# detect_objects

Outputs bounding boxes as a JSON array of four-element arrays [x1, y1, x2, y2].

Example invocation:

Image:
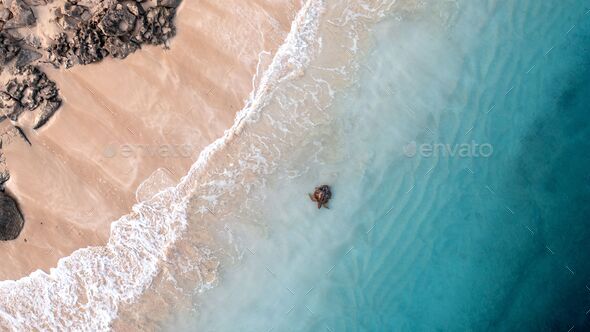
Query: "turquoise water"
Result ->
[[165, 1, 590, 331]]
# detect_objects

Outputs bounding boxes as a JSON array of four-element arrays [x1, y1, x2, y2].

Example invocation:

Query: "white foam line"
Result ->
[[0, 0, 326, 330]]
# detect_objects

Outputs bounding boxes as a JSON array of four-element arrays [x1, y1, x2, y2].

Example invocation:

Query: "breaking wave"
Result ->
[[0, 0, 412, 328], [0, 0, 325, 330]]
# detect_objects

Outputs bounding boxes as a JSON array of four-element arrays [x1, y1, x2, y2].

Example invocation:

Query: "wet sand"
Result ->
[[0, 0, 300, 280]]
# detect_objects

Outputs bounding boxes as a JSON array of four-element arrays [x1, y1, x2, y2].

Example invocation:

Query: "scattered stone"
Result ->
[[0, 191, 24, 241]]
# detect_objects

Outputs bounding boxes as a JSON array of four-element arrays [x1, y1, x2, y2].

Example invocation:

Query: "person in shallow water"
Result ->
[[309, 185, 332, 209]]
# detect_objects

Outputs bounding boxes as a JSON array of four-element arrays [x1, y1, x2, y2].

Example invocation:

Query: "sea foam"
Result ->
[[0, 0, 325, 330]]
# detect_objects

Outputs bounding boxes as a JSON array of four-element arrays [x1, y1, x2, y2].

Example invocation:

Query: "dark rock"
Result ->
[[140, 6, 176, 44], [0, 171, 9, 188], [63, 1, 89, 19], [0, 32, 20, 65], [0, 91, 21, 120], [15, 47, 41, 68], [158, 0, 180, 8], [20, 85, 38, 110], [0, 191, 24, 241], [37, 80, 57, 99], [19, 65, 42, 84], [0, 8, 13, 31], [0, 0, 182, 131], [0, 66, 61, 126], [3, 0, 36, 29], [15, 125, 30, 145], [104, 35, 138, 59], [47, 32, 74, 68], [33, 98, 60, 129], [5, 78, 23, 99], [47, 3, 180, 68], [56, 14, 80, 30], [0, 8, 13, 22], [71, 21, 108, 65], [124, 1, 144, 17], [99, 3, 137, 37], [55, 1, 90, 30]]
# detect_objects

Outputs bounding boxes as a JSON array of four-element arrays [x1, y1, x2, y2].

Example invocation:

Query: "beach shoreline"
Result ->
[[0, 0, 429, 330], [0, 0, 300, 280]]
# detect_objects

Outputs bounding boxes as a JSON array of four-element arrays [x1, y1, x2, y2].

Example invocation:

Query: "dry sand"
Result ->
[[0, 0, 301, 280]]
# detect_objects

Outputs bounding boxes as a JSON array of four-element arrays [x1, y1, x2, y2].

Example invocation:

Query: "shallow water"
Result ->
[[1, 0, 586, 330], [163, 0, 590, 331]]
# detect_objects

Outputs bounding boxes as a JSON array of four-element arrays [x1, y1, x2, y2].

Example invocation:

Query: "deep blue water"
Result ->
[[167, 1, 590, 331], [313, 1, 590, 330]]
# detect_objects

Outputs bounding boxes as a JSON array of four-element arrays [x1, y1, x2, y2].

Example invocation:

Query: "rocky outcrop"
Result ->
[[0, 1, 183, 242], [48, 0, 181, 67], [0, 31, 20, 65], [0, 0, 186, 244], [138, 5, 177, 44], [33, 98, 61, 129], [0, 65, 61, 127], [0, 191, 24, 241], [0, 0, 59, 128], [0, 0, 182, 130], [2, 0, 36, 29], [0, 91, 21, 121], [55, 0, 90, 30]]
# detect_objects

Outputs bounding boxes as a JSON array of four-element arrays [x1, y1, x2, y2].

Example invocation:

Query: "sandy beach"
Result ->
[[0, 0, 300, 280]]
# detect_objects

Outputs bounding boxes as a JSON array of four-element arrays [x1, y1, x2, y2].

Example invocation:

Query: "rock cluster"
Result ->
[[0, 0, 182, 241], [0, 31, 20, 64], [0, 0, 182, 131], [0, 65, 61, 129], [0, 190, 24, 241], [0, 0, 57, 130], [48, 0, 180, 67], [0, 31, 41, 68]]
